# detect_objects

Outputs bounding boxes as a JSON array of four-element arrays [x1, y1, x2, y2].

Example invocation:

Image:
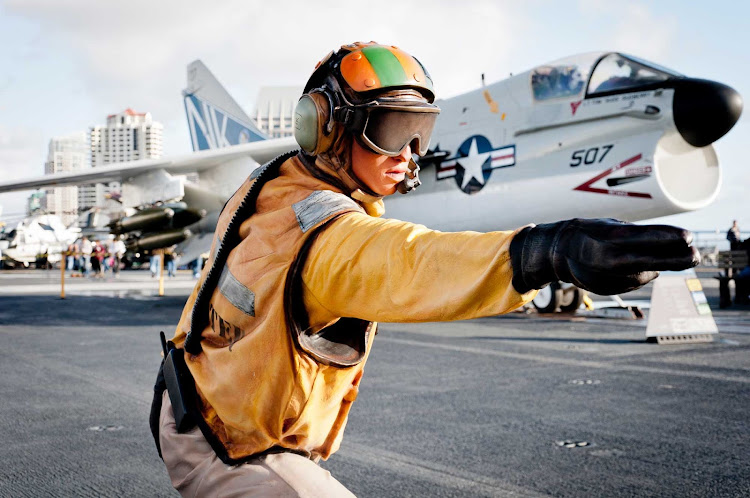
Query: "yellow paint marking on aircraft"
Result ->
[[482, 89, 500, 115]]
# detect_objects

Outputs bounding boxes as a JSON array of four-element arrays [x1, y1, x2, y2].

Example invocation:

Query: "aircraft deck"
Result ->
[[0, 268, 747, 497]]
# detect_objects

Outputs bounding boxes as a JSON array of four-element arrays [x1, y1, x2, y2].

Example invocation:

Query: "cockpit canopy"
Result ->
[[530, 52, 682, 102], [587, 53, 682, 96]]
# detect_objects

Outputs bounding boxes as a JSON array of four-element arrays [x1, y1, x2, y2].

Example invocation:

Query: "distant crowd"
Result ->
[[65, 236, 204, 279], [65, 236, 126, 277]]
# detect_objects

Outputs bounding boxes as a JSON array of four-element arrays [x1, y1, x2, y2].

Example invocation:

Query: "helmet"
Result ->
[[294, 42, 440, 197]]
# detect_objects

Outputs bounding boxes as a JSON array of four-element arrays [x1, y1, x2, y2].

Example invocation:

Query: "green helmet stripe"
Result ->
[[361, 46, 408, 87]]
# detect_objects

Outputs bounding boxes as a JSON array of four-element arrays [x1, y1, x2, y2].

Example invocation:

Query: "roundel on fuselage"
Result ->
[[436, 135, 516, 195]]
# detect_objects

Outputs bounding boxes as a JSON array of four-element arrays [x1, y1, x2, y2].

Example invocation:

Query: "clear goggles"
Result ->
[[336, 102, 440, 157]]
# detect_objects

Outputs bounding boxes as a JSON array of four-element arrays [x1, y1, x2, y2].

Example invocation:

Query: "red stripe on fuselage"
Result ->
[[574, 154, 652, 199]]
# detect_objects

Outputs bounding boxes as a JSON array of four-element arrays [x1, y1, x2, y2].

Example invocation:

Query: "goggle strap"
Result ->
[[333, 106, 354, 126], [334, 106, 370, 135]]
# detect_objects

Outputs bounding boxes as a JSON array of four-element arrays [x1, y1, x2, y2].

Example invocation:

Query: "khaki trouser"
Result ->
[[159, 392, 356, 497]]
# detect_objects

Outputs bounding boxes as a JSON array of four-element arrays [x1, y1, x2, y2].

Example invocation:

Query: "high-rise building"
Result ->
[[90, 108, 163, 166], [79, 108, 163, 212], [253, 86, 302, 138], [43, 132, 86, 226]]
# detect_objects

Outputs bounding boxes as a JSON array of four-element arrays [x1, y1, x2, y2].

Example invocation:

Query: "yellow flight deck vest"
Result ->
[[171, 153, 374, 462], [169, 151, 537, 463]]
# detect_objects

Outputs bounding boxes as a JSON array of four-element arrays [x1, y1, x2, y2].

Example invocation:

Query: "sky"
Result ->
[[0, 0, 747, 236]]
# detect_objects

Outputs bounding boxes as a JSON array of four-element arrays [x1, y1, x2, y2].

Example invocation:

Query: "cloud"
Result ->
[[0, 125, 45, 180], [577, 1, 678, 60], [4, 0, 528, 111], [0, 125, 46, 219], [610, 5, 678, 60], [2, 0, 534, 180], [5, 0, 250, 78]]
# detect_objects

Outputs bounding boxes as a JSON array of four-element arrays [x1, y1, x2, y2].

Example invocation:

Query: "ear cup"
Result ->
[[293, 95, 319, 153], [293, 91, 334, 155]]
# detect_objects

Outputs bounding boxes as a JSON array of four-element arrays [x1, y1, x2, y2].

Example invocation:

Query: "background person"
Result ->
[[164, 248, 176, 277], [112, 236, 126, 276], [91, 240, 104, 277], [727, 219, 741, 250], [80, 236, 92, 277], [66, 241, 78, 275], [149, 252, 161, 278], [190, 256, 203, 279]]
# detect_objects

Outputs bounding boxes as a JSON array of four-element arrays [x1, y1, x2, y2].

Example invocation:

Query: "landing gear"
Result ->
[[532, 283, 585, 313], [559, 286, 585, 313]]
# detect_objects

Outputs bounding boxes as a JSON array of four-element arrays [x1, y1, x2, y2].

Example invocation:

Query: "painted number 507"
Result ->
[[570, 144, 613, 167]]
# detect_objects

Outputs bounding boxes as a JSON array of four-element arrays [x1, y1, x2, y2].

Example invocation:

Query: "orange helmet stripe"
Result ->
[[340, 50, 382, 92], [389, 47, 428, 87]]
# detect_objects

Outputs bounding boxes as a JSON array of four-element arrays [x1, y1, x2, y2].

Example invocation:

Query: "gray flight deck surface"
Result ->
[[0, 269, 748, 497]]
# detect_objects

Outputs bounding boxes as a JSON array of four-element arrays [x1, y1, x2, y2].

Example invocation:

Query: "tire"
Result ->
[[559, 287, 585, 313], [533, 282, 563, 313]]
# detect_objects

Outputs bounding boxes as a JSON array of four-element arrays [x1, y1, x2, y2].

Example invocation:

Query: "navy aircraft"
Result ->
[[0, 214, 78, 268], [0, 53, 741, 311]]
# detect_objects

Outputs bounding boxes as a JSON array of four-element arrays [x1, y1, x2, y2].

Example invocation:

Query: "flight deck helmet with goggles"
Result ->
[[294, 42, 440, 160]]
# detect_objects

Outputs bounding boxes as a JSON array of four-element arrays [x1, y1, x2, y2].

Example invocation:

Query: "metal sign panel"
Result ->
[[646, 269, 718, 344]]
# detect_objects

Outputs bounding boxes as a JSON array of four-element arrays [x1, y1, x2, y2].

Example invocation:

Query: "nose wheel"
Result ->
[[532, 282, 563, 313], [559, 286, 585, 312], [532, 283, 585, 313]]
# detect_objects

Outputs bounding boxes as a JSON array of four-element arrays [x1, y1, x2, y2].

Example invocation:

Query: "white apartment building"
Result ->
[[253, 86, 302, 138], [79, 108, 163, 212], [43, 132, 86, 226]]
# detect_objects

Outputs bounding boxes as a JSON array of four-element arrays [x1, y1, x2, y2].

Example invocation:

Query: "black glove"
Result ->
[[509, 218, 700, 295]]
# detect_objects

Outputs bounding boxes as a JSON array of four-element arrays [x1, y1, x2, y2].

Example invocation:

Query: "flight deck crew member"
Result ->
[[727, 220, 741, 250], [151, 42, 700, 497]]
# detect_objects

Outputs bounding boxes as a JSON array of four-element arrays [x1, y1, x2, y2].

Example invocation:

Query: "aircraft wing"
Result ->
[[0, 136, 298, 193]]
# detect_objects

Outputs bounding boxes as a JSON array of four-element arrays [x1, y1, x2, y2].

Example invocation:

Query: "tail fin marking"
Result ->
[[183, 60, 267, 151]]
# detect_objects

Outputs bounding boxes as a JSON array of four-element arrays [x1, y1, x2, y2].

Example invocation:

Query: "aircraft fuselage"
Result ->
[[385, 52, 741, 232]]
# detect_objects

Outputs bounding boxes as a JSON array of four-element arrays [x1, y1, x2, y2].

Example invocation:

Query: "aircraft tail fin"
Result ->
[[182, 60, 267, 151]]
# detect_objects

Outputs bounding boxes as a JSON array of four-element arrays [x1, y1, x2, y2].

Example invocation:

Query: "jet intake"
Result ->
[[672, 78, 742, 147], [653, 132, 721, 213]]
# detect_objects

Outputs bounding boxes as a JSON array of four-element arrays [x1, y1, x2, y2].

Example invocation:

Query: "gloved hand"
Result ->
[[509, 218, 700, 295]]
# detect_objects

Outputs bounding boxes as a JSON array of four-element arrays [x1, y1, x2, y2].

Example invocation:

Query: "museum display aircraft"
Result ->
[[0, 214, 78, 268], [0, 53, 741, 310]]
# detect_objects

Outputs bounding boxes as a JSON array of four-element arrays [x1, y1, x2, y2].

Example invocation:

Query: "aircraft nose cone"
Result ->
[[673, 78, 743, 147]]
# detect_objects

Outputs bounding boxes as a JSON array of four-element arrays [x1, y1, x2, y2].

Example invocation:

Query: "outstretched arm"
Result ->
[[509, 218, 700, 295], [302, 213, 537, 328]]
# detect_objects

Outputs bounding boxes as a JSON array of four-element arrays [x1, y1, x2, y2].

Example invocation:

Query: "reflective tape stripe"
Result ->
[[341, 50, 381, 92], [292, 190, 361, 233], [218, 266, 255, 316], [249, 165, 264, 180]]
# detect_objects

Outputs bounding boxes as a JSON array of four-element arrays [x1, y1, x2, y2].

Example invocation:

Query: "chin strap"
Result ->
[[396, 158, 421, 194], [350, 188, 383, 204], [336, 166, 383, 203]]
